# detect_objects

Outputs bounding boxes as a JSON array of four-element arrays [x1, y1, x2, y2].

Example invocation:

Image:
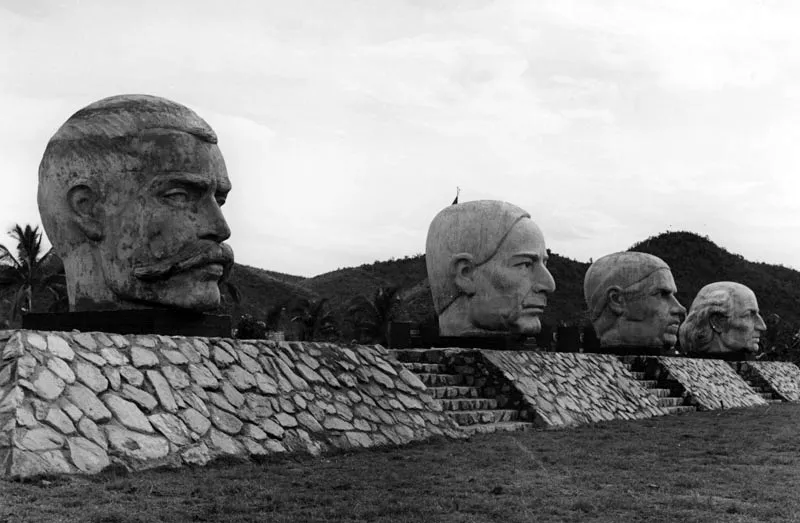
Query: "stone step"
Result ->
[[440, 398, 499, 411], [418, 373, 463, 387], [427, 386, 481, 399], [665, 405, 696, 415], [462, 421, 535, 435], [447, 409, 520, 426], [657, 397, 685, 408], [650, 388, 673, 398], [758, 392, 776, 400], [391, 349, 425, 363], [403, 362, 448, 373], [767, 399, 784, 404], [629, 371, 646, 380], [638, 380, 658, 389]]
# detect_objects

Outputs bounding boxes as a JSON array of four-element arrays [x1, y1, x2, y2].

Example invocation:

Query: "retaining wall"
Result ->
[[480, 351, 668, 427], [735, 361, 800, 402], [0, 330, 462, 479], [397, 349, 668, 428], [655, 357, 766, 410]]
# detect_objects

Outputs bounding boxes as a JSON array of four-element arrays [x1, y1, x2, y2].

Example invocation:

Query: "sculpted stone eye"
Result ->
[[163, 189, 190, 203]]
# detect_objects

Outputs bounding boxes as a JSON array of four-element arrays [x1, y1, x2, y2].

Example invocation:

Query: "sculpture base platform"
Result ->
[[21, 309, 232, 337], [584, 345, 667, 356], [431, 335, 532, 351]]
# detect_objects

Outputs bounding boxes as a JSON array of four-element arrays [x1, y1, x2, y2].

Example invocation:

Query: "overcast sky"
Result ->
[[1, 0, 798, 277]]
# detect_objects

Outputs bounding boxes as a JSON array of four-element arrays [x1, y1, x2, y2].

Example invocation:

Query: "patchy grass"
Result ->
[[4, 404, 800, 522]]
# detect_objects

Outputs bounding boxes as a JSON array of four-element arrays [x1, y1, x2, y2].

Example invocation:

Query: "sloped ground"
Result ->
[[2, 404, 800, 522]]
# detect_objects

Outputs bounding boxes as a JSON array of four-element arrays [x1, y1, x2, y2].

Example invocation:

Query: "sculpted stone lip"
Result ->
[[522, 304, 546, 313], [133, 244, 234, 282]]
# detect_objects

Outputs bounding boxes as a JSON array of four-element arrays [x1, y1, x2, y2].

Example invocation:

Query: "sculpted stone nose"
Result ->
[[533, 265, 556, 294], [199, 201, 231, 243]]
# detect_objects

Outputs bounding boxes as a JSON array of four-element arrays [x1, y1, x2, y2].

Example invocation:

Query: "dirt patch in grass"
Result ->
[[3, 404, 800, 522]]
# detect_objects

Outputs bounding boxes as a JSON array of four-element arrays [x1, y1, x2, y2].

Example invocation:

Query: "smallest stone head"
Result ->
[[425, 200, 556, 337], [679, 282, 766, 356], [584, 252, 686, 349]]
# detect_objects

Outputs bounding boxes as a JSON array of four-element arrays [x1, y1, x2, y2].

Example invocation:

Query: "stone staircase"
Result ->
[[620, 357, 697, 415], [740, 374, 783, 404], [395, 355, 535, 435]]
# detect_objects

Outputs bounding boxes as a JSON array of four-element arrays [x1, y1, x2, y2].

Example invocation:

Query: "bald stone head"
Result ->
[[584, 252, 686, 349], [38, 94, 233, 312], [425, 200, 556, 337], [679, 282, 766, 355]]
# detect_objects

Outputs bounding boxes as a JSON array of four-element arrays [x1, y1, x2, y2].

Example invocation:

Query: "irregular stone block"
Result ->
[[16, 427, 65, 451], [208, 405, 243, 435], [32, 368, 66, 401], [120, 384, 158, 412], [46, 335, 74, 361], [131, 347, 159, 368], [179, 408, 211, 437], [68, 436, 109, 474], [103, 393, 154, 433], [146, 370, 178, 413], [66, 383, 112, 422], [74, 360, 108, 393], [105, 425, 169, 462], [149, 413, 191, 445], [47, 357, 75, 384]]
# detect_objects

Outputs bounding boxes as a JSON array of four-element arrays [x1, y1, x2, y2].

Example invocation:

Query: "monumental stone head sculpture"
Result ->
[[38, 94, 233, 312], [426, 200, 556, 337], [679, 282, 766, 355], [584, 252, 685, 349]]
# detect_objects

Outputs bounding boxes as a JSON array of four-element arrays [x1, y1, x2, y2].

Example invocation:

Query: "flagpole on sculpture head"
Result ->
[[451, 186, 461, 205]]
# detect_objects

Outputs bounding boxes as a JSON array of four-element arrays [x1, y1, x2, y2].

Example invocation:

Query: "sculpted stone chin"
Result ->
[[37, 94, 234, 312], [425, 200, 556, 338], [679, 281, 766, 356], [584, 252, 686, 350]]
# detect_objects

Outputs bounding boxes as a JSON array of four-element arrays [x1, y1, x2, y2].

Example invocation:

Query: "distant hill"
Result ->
[[20, 232, 800, 356], [630, 231, 800, 325]]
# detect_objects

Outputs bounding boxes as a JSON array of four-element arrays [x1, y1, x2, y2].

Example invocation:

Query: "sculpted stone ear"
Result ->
[[67, 185, 104, 242], [709, 313, 726, 334], [450, 253, 476, 296], [606, 287, 625, 315]]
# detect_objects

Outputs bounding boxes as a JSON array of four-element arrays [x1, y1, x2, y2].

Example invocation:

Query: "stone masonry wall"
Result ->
[[735, 361, 800, 402], [0, 330, 462, 479], [482, 352, 668, 427], [656, 357, 767, 410]]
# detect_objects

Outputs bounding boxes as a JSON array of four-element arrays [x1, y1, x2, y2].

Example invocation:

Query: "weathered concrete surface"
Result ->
[[679, 282, 766, 357], [425, 200, 555, 337], [38, 94, 234, 312], [584, 252, 685, 350]]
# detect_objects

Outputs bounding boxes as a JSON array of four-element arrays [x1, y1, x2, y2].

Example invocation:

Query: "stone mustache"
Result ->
[[584, 252, 686, 350], [679, 281, 766, 356], [425, 200, 556, 337], [37, 94, 233, 312]]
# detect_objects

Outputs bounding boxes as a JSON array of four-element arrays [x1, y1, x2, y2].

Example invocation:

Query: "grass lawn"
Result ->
[[3, 404, 800, 522]]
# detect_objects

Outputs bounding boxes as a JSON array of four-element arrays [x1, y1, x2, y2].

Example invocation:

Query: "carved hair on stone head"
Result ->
[[37, 94, 217, 255], [679, 282, 738, 353], [425, 200, 530, 315], [583, 252, 670, 336]]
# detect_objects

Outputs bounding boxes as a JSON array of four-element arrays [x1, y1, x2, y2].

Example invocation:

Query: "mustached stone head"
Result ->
[[679, 281, 766, 356], [426, 200, 556, 337], [584, 252, 686, 349], [38, 94, 233, 312]]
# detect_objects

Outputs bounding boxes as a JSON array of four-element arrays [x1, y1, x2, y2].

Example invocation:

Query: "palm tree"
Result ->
[[290, 297, 337, 341], [0, 224, 65, 324], [345, 286, 399, 344]]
